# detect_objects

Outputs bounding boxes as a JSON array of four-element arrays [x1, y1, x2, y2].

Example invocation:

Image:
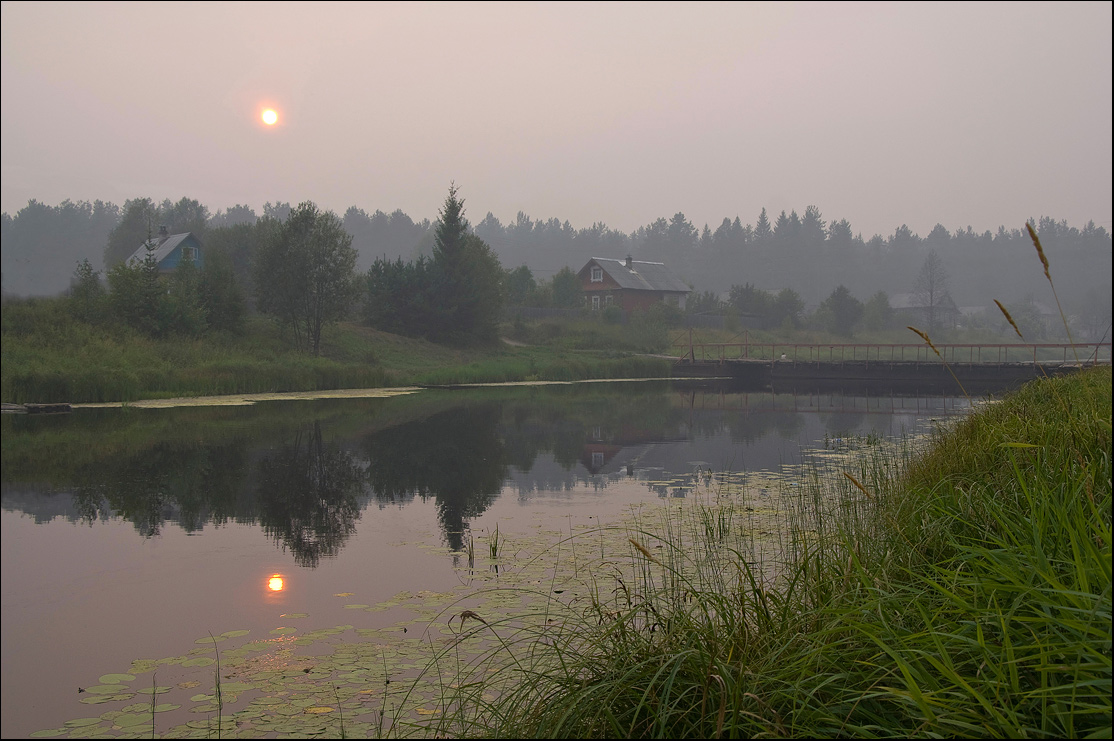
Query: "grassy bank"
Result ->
[[1, 298, 670, 403], [448, 366, 1111, 738]]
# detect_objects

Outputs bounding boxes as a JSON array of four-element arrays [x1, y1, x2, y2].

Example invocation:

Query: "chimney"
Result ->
[[158, 225, 169, 243], [625, 255, 633, 269]]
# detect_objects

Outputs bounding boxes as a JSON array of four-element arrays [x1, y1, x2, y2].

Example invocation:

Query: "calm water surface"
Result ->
[[1, 380, 972, 737]]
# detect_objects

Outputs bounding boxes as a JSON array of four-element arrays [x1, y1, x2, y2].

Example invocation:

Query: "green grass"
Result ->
[[0, 299, 671, 403], [434, 366, 1111, 738]]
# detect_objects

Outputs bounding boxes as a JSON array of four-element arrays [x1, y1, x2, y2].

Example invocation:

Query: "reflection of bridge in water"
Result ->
[[672, 338, 1110, 392], [674, 386, 974, 417]]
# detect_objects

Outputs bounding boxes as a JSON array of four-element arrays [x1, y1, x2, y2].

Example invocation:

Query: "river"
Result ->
[[1, 379, 973, 738]]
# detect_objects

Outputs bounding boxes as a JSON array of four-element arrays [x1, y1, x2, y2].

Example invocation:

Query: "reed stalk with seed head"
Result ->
[[1027, 221, 1080, 364], [907, 325, 970, 400]]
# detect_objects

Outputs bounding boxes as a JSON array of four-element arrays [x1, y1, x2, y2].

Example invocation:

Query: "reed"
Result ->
[[906, 324, 970, 400], [444, 367, 1110, 738]]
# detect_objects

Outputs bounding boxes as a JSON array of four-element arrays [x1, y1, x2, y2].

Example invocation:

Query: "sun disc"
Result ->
[[262, 109, 278, 126]]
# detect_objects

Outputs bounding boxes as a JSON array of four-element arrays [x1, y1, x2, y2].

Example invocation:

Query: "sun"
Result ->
[[261, 109, 278, 126]]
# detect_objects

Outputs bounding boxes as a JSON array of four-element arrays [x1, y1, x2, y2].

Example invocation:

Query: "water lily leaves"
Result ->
[[127, 659, 158, 675], [176, 680, 201, 689], [135, 685, 171, 694], [28, 730, 67, 738], [195, 634, 227, 644], [97, 673, 135, 684], [112, 712, 150, 727], [63, 717, 104, 728], [270, 626, 297, 635], [343, 603, 370, 609], [153, 703, 181, 713], [83, 684, 132, 695], [304, 706, 335, 713], [280, 612, 309, 618], [184, 718, 236, 730], [219, 681, 255, 693], [80, 693, 130, 704], [334, 592, 355, 597], [181, 657, 215, 668], [220, 629, 250, 638]]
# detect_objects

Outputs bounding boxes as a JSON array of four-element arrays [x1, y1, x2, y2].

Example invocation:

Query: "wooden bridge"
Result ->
[[671, 334, 1111, 391]]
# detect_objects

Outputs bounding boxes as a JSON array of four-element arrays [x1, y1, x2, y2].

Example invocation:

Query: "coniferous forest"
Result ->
[[2, 196, 1110, 342]]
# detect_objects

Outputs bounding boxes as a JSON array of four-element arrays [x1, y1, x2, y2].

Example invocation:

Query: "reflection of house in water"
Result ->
[[579, 423, 688, 476]]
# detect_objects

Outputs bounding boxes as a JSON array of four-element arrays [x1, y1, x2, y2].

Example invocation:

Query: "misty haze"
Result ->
[[2, 3, 1111, 739]]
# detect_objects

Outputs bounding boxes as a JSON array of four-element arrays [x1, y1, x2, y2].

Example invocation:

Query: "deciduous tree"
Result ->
[[912, 250, 955, 333], [255, 202, 358, 355], [817, 284, 863, 336]]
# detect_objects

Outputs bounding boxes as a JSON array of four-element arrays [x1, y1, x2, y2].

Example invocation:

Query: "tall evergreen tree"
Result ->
[[430, 184, 504, 345]]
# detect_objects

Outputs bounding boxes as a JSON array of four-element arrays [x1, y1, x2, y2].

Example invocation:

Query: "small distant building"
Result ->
[[127, 225, 203, 272], [578, 256, 690, 318], [890, 292, 960, 330]]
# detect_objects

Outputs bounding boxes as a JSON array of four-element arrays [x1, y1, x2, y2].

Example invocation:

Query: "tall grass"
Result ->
[[1, 298, 672, 402], [441, 367, 1109, 738], [433, 222, 1111, 738]]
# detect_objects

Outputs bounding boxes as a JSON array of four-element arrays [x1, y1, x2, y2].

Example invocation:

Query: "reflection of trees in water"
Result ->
[[363, 405, 506, 551], [70, 442, 250, 537], [256, 422, 365, 568]]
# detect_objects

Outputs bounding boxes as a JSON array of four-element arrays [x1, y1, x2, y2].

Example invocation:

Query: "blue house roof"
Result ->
[[127, 232, 203, 271]]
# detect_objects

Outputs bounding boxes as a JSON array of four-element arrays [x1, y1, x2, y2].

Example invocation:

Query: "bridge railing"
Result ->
[[672, 338, 1112, 365]]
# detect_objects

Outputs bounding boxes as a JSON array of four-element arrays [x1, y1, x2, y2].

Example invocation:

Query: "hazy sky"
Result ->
[[2, 1, 1111, 239]]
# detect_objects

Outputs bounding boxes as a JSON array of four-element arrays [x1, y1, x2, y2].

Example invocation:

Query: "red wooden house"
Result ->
[[577, 256, 690, 319]]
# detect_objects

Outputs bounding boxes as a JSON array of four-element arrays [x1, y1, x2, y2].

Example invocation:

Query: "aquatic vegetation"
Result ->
[[451, 367, 1112, 738], [29, 460, 832, 738]]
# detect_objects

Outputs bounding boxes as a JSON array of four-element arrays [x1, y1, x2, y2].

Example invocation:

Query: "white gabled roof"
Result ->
[[127, 232, 196, 266]]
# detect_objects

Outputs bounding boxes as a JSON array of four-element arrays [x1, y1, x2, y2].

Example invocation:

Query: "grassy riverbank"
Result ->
[[1, 298, 670, 403], [452, 366, 1111, 738]]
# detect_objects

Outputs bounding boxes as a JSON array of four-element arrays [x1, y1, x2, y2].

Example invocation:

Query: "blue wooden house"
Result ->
[[127, 226, 204, 272]]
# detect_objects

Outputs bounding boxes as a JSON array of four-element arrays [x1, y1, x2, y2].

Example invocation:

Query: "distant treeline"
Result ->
[[2, 196, 1110, 315]]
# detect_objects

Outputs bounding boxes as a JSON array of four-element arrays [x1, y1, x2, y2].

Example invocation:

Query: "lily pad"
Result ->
[[113, 712, 150, 727], [84, 684, 133, 695], [135, 685, 172, 694], [29, 730, 67, 738], [63, 718, 104, 728], [97, 673, 136, 684], [181, 657, 215, 668], [280, 612, 309, 618], [219, 681, 255, 693], [304, 706, 335, 714], [220, 629, 250, 638], [270, 626, 297, 635], [127, 659, 158, 674], [195, 635, 227, 644], [80, 694, 131, 704]]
